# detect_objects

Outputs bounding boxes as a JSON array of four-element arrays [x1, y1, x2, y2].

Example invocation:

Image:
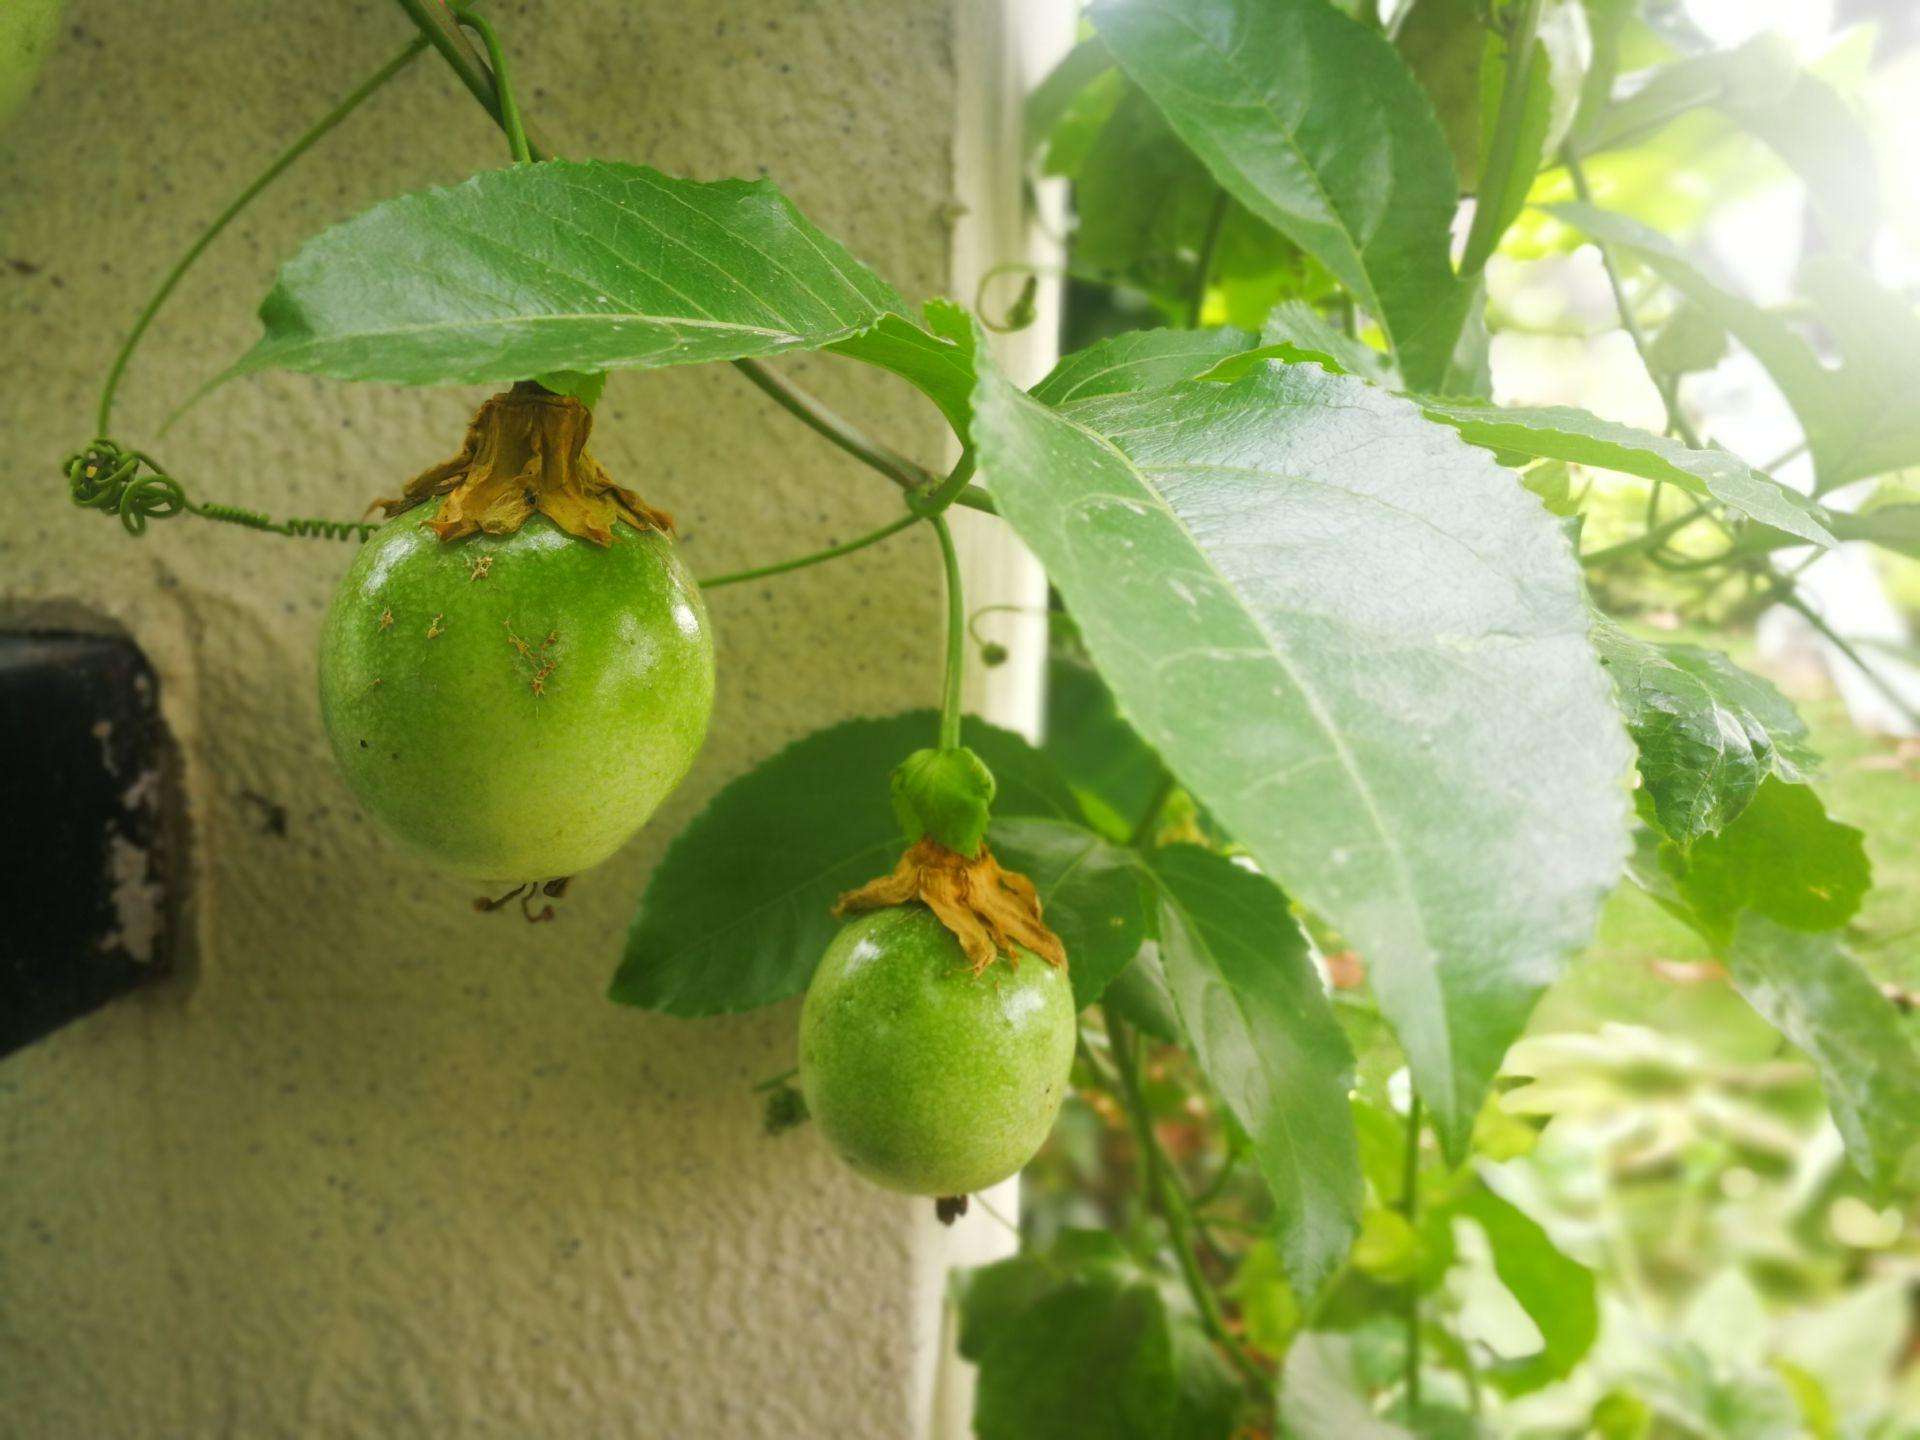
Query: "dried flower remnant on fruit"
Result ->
[[378, 608, 393, 631], [935, 1195, 969, 1225], [382, 382, 674, 547], [504, 621, 558, 696], [834, 838, 1066, 976]]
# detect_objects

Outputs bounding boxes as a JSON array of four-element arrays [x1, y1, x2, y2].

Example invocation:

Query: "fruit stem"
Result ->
[[1102, 1005, 1268, 1392], [699, 509, 922, 590], [932, 514, 966, 751], [94, 33, 428, 435], [448, 7, 531, 164]]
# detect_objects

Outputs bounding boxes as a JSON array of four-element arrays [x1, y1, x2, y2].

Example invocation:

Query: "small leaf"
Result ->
[[956, 1234, 1241, 1440], [1091, 0, 1477, 391], [1724, 918, 1920, 1197], [1659, 777, 1869, 946], [1281, 1333, 1414, 1440], [891, 746, 995, 855], [1593, 622, 1817, 845], [1395, 0, 1487, 188], [1149, 845, 1362, 1298], [1456, 1177, 1599, 1394], [974, 340, 1633, 1158], [828, 301, 978, 438], [989, 815, 1152, 1009], [1417, 397, 1836, 547], [234, 160, 907, 388], [610, 712, 1079, 1016]]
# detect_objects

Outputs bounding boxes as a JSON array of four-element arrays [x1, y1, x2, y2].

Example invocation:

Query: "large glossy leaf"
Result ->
[[990, 815, 1152, 1010], [1416, 398, 1836, 546], [1090, 0, 1477, 392], [1149, 844, 1362, 1298], [609, 713, 1082, 1016], [973, 346, 1633, 1156], [1546, 204, 1920, 492], [956, 1232, 1240, 1440], [1725, 918, 1920, 1197], [1457, 1178, 1598, 1395], [1593, 623, 1816, 846], [232, 160, 912, 387]]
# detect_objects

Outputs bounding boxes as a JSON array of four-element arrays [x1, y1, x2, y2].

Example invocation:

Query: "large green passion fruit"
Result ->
[[799, 905, 1077, 1197], [318, 387, 713, 881]]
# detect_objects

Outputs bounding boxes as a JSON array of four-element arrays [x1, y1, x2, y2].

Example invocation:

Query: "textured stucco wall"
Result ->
[[0, 2, 1060, 1434]]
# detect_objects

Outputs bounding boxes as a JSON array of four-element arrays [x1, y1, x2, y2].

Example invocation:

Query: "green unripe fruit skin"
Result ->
[[318, 500, 713, 880], [799, 906, 1077, 1196]]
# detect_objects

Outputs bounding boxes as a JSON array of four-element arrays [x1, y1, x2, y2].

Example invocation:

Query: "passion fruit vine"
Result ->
[[318, 385, 713, 882]]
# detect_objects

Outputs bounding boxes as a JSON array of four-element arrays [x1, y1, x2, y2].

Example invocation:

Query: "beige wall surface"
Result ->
[[0, 2, 1058, 1434]]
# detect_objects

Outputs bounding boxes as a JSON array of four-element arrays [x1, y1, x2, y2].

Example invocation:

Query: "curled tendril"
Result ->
[[63, 437, 378, 542], [64, 440, 187, 535]]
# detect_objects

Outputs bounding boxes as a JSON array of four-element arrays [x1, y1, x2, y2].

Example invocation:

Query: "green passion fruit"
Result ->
[[320, 499, 711, 880], [799, 905, 1077, 1196]]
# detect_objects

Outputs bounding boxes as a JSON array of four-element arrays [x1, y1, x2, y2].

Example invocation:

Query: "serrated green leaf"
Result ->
[[827, 301, 977, 438], [1416, 397, 1836, 546], [1256, 301, 1400, 386], [609, 713, 1080, 1016], [972, 342, 1633, 1158], [232, 160, 908, 388], [1091, 0, 1477, 391], [1594, 623, 1815, 845], [989, 815, 1151, 1009], [1457, 1178, 1598, 1394], [1653, 776, 1869, 946], [956, 1233, 1241, 1440], [1148, 845, 1362, 1299], [1725, 918, 1920, 1197]]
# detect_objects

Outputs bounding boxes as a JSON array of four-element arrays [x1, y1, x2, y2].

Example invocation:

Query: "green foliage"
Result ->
[[955, 1232, 1242, 1440], [1091, 0, 1483, 392], [890, 745, 996, 856], [1454, 1179, 1598, 1394], [1594, 623, 1817, 845], [1147, 844, 1362, 1298], [990, 816, 1151, 1009], [974, 345, 1633, 1158]]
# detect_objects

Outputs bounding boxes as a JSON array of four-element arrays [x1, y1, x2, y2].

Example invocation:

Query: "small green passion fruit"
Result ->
[[799, 905, 1077, 1197], [318, 386, 713, 881]]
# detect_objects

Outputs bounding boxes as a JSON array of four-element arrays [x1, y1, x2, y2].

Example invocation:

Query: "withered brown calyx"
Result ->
[[382, 382, 673, 547], [834, 838, 1067, 977]]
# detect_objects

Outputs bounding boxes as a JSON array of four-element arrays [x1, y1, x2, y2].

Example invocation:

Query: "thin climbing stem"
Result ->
[[449, 8, 530, 163], [699, 509, 921, 589], [1188, 189, 1229, 328], [1565, 152, 1703, 451], [732, 360, 938, 494], [1779, 590, 1920, 728], [96, 35, 428, 434], [933, 514, 967, 750], [1402, 1097, 1424, 1421], [1580, 500, 1713, 567], [1103, 1005, 1267, 1391]]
